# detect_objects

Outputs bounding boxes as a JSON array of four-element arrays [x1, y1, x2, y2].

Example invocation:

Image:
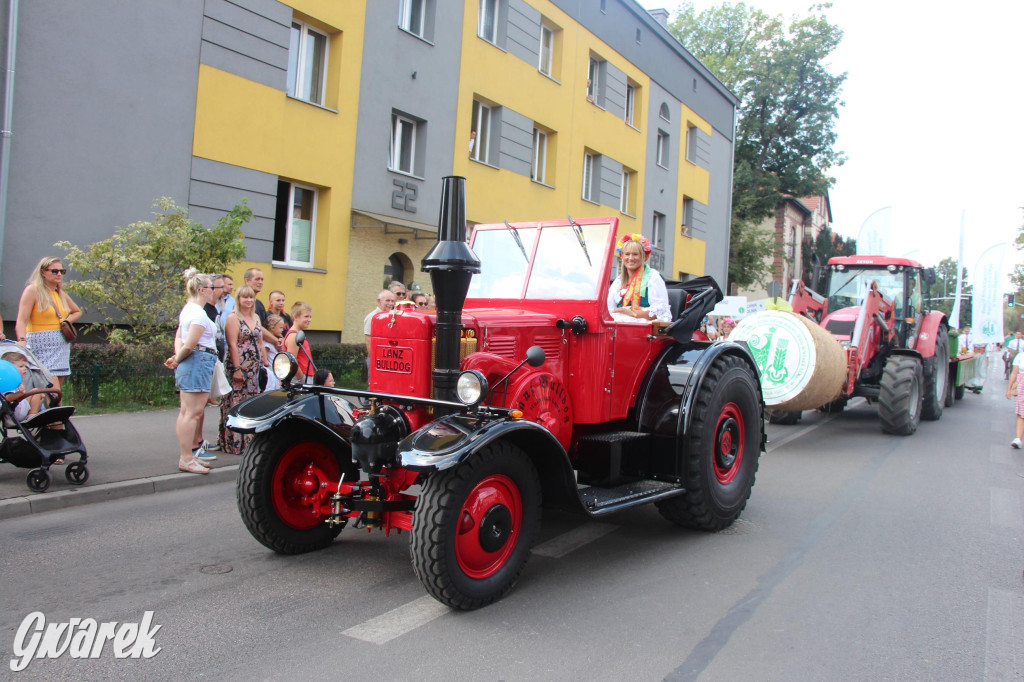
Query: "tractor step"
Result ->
[[578, 479, 683, 516], [576, 431, 651, 486]]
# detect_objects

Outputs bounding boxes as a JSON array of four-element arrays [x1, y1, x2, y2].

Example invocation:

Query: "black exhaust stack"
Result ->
[[422, 176, 480, 407]]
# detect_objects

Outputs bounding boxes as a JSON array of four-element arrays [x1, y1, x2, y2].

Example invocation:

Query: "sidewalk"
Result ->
[[0, 405, 237, 520]]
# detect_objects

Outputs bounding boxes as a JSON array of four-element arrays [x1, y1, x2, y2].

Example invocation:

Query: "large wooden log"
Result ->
[[728, 311, 847, 411]]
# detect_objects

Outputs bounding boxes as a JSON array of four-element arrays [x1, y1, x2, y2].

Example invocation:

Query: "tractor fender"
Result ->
[[226, 390, 356, 441], [913, 311, 948, 357], [634, 340, 763, 442], [399, 413, 581, 511]]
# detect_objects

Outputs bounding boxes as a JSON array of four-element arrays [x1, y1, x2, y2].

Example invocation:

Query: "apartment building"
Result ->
[[0, 0, 736, 342]]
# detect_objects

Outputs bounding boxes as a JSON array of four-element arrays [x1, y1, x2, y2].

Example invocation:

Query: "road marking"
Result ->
[[532, 522, 619, 558], [990, 488, 1023, 529], [342, 596, 449, 645], [985, 587, 1024, 679]]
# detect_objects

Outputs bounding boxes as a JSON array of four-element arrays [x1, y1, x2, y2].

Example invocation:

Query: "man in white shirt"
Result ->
[[1004, 331, 1024, 378]]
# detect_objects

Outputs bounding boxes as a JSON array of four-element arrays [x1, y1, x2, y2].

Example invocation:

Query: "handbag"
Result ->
[[211, 359, 231, 398], [59, 319, 77, 342]]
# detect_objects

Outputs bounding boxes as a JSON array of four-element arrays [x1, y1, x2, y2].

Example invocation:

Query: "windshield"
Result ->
[[467, 223, 609, 300], [828, 267, 905, 311]]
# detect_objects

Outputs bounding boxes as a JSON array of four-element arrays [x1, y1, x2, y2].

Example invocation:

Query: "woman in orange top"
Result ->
[[14, 257, 81, 388]]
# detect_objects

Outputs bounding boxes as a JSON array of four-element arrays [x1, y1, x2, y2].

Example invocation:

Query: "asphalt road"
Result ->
[[0, 380, 1021, 680]]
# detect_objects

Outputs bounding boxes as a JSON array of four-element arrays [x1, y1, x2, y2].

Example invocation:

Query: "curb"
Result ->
[[0, 465, 239, 521]]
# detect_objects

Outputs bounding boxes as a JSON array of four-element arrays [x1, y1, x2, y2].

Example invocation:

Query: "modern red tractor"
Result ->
[[228, 177, 764, 609], [788, 255, 948, 434]]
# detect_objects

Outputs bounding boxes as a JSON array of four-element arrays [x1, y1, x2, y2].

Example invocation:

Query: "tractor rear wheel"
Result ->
[[237, 430, 345, 554], [878, 355, 923, 435], [656, 354, 762, 531], [944, 366, 956, 408], [411, 441, 540, 610], [921, 325, 949, 421]]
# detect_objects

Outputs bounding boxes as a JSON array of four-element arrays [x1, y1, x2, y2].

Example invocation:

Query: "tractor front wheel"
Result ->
[[921, 325, 949, 421], [411, 441, 540, 610], [878, 355, 923, 435], [656, 354, 762, 531], [237, 430, 346, 554]]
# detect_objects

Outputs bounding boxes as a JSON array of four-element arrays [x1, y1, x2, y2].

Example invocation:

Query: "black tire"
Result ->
[[878, 355, 923, 436], [656, 354, 762, 531], [410, 441, 541, 610], [954, 384, 965, 400], [767, 409, 801, 425], [236, 430, 346, 555], [921, 325, 949, 421], [944, 366, 956, 408], [26, 468, 51, 493], [818, 396, 848, 414], [65, 461, 89, 485]]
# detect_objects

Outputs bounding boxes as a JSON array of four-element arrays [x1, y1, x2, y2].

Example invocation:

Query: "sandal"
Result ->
[[178, 458, 209, 474]]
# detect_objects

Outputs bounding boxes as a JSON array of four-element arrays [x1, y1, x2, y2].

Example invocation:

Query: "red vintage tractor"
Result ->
[[787, 255, 948, 434], [228, 177, 765, 609]]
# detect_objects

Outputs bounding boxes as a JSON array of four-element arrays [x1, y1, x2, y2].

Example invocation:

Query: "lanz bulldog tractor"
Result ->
[[784, 255, 950, 434], [228, 177, 765, 609]]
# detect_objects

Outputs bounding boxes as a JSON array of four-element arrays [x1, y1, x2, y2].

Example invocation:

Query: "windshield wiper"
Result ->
[[504, 220, 529, 263], [567, 216, 592, 266]]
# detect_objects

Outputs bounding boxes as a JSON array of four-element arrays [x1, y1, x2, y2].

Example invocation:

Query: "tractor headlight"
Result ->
[[273, 352, 298, 384], [456, 370, 488, 407]]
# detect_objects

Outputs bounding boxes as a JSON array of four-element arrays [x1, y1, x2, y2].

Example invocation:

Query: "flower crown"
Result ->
[[615, 233, 652, 258]]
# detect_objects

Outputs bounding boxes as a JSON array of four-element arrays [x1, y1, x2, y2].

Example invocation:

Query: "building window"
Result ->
[[620, 170, 636, 214], [656, 130, 670, 168], [287, 21, 328, 106], [274, 181, 316, 266], [582, 153, 595, 202], [399, 0, 425, 37], [531, 128, 548, 184], [471, 100, 492, 163], [539, 24, 554, 76], [652, 212, 666, 248], [478, 0, 499, 44], [390, 113, 417, 174], [683, 198, 694, 230], [686, 125, 698, 164], [659, 102, 671, 122], [635, 28, 642, 44], [586, 57, 602, 103]]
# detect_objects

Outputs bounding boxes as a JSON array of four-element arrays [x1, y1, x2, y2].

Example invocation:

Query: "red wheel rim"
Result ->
[[455, 474, 522, 579], [714, 402, 744, 485], [271, 441, 339, 529]]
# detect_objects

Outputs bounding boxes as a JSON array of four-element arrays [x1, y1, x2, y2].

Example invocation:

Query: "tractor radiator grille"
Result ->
[[535, 336, 562, 361], [484, 335, 516, 359]]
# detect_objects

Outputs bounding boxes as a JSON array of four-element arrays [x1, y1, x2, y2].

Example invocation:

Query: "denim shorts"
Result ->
[[175, 350, 217, 393]]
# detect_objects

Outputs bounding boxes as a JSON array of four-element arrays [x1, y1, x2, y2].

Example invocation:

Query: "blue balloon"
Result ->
[[0, 359, 23, 393]]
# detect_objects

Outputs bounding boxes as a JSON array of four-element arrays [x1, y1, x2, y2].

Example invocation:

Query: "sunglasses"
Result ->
[[416, 301, 428, 307], [46, 268, 67, 275], [395, 291, 406, 298]]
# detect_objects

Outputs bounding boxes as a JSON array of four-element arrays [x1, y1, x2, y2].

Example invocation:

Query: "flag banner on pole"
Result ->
[[950, 210, 966, 330], [970, 242, 1008, 346]]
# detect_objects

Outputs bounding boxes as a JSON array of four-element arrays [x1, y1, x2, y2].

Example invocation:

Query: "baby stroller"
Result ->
[[0, 341, 88, 493]]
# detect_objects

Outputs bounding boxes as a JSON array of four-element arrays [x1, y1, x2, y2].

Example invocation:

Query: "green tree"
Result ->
[[56, 197, 251, 344], [800, 225, 855, 286], [728, 219, 777, 290], [925, 257, 971, 323], [668, 2, 846, 289]]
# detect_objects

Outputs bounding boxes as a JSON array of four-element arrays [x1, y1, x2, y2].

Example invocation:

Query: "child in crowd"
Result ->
[[262, 314, 284, 392], [284, 302, 314, 382], [313, 368, 335, 387], [2, 351, 43, 422]]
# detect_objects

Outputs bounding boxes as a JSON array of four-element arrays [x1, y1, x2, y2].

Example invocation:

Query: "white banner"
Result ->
[[856, 206, 891, 256], [970, 242, 1008, 345], [950, 210, 966, 330], [711, 296, 749, 318]]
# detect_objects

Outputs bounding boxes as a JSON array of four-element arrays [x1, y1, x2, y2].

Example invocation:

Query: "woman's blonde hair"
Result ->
[[27, 257, 71, 315], [290, 300, 312, 317], [234, 285, 256, 304], [182, 267, 212, 302], [617, 239, 647, 285]]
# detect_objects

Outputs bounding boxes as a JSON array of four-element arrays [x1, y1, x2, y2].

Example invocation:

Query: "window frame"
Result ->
[[531, 128, 548, 184], [471, 100, 492, 164], [686, 124, 699, 164], [652, 211, 666, 249], [286, 20, 329, 106], [539, 23, 554, 76], [619, 171, 630, 214], [398, 0, 425, 37], [478, 0, 499, 44], [656, 130, 670, 169], [390, 113, 418, 175], [582, 153, 595, 202], [625, 83, 635, 126], [275, 181, 318, 268], [587, 57, 599, 103]]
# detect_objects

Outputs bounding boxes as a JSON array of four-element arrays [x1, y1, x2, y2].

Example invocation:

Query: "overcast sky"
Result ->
[[638, 0, 1024, 282]]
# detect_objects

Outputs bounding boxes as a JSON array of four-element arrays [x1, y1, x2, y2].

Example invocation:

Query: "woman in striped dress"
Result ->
[[14, 257, 81, 388]]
